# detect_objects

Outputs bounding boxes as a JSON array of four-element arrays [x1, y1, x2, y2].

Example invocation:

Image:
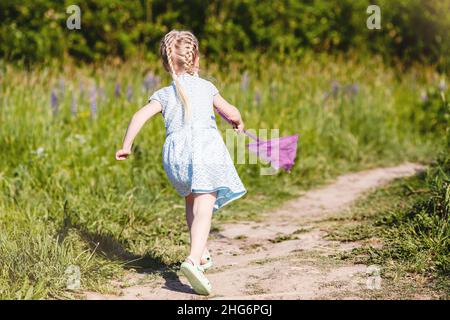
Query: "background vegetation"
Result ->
[[329, 89, 449, 293], [0, 0, 448, 299], [1, 0, 449, 69]]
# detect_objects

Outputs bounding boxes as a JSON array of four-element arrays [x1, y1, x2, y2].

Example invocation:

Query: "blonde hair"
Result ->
[[160, 30, 199, 122]]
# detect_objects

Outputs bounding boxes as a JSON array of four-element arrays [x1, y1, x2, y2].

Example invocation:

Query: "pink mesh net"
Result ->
[[215, 108, 299, 172]]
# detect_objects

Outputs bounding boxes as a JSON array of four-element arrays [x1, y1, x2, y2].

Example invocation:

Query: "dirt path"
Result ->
[[85, 163, 429, 300]]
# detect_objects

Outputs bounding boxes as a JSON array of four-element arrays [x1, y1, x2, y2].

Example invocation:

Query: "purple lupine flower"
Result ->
[[254, 91, 261, 106], [420, 90, 428, 102], [89, 85, 97, 118], [351, 83, 359, 95], [343, 83, 359, 97], [331, 81, 340, 97], [71, 92, 77, 116], [51, 89, 58, 115], [114, 83, 121, 97], [143, 73, 161, 92], [127, 85, 133, 102], [143, 72, 155, 91], [241, 72, 249, 91]]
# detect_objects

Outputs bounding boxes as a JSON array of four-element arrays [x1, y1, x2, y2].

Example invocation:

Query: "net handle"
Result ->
[[214, 107, 260, 142]]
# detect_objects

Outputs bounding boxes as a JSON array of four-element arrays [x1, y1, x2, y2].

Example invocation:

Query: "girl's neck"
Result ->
[[175, 72, 199, 77]]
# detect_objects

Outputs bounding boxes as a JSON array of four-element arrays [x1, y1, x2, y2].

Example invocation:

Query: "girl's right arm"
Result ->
[[115, 100, 162, 160], [213, 94, 245, 133]]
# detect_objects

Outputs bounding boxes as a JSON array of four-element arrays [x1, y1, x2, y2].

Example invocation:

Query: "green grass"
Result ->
[[328, 148, 449, 295], [0, 54, 447, 299]]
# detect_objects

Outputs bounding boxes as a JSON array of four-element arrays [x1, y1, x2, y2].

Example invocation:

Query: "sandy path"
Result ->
[[85, 163, 426, 300]]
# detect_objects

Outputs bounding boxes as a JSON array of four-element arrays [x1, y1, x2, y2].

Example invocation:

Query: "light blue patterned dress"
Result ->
[[149, 74, 247, 212]]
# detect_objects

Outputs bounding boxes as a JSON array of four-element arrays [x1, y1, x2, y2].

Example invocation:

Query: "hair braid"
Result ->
[[180, 33, 198, 75], [160, 30, 194, 122]]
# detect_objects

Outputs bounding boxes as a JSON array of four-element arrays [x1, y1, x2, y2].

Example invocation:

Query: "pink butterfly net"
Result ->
[[215, 108, 299, 172]]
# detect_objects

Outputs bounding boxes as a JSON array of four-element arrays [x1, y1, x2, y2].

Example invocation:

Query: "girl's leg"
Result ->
[[186, 192, 216, 265], [185, 193, 195, 238], [185, 193, 211, 264]]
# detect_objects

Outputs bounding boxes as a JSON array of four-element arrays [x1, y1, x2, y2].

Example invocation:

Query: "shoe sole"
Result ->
[[180, 263, 212, 295]]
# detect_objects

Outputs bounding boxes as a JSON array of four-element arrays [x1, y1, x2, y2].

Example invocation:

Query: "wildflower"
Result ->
[[51, 89, 58, 115], [73, 134, 86, 144], [143, 72, 157, 91], [90, 85, 97, 118], [127, 85, 133, 102], [331, 81, 340, 97], [254, 91, 261, 106], [71, 92, 77, 116], [343, 83, 359, 98], [114, 83, 121, 97], [420, 90, 428, 102], [32, 147, 46, 157], [79, 111, 90, 119]]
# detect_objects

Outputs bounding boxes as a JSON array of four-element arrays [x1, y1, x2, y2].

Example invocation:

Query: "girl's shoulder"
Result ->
[[148, 84, 175, 104], [179, 74, 217, 91], [148, 76, 219, 104], [196, 76, 219, 96]]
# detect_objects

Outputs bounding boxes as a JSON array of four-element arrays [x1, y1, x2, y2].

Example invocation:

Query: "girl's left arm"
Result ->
[[116, 100, 162, 160]]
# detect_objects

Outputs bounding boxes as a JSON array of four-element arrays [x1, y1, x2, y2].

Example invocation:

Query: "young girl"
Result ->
[[115, 30, 247, 295]]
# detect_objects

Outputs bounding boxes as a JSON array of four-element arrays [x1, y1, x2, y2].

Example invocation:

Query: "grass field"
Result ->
[[328, 152, 449, 296], [0, 54, 447, 299]]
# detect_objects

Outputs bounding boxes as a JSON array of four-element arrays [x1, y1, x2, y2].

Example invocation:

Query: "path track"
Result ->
[[85, 163, 427, 300]]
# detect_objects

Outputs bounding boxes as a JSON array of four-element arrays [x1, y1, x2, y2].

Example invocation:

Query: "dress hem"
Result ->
[[185, 186, 247, 213]]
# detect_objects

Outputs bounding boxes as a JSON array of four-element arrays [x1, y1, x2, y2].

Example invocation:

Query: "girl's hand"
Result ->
[[115, 149, 131, 160], [234, 121, 245, 134], [232, 117, 244, 133]]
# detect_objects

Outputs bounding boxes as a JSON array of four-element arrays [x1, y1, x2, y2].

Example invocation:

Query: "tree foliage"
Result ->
[[0, 0, 448, 67]]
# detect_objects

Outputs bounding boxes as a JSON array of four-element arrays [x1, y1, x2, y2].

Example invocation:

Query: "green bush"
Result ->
[[0, 0, 449, 68]]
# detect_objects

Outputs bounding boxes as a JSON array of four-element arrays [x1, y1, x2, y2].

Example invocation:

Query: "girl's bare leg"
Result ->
[[185, 194, 211, 264], [185, 192, 216, 265], [185, 193, 195, 238]]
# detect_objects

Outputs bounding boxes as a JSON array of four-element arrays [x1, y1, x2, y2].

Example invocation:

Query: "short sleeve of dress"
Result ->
[[148, 89, 162, 103], [208, 81, 219, 96], [148, 88, 167, 112]]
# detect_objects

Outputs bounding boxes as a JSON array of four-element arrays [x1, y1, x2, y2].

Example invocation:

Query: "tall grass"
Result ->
[[327, 87, 449, 294], [0, 54, 447, 299]]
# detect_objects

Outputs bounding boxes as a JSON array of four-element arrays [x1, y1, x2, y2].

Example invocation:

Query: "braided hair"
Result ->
[[160, 30, 199, 122]]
